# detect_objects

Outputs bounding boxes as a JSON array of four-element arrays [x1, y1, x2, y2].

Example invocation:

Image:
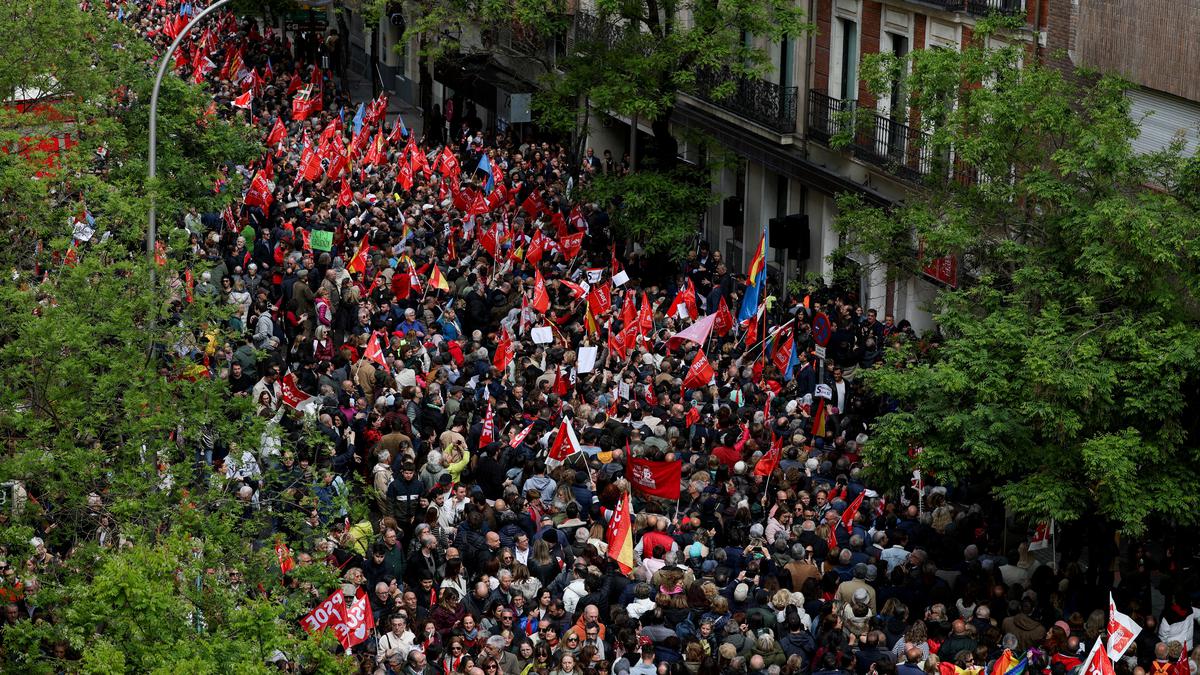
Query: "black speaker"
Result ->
[[769, 214, 810, 260], [723, 197, 743, 229]]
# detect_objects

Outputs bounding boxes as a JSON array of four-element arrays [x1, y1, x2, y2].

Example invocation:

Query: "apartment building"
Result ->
[[332, 0, 1197, 331]]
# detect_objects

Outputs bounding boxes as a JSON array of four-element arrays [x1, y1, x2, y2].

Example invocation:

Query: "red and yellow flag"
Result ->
[[429, 264, 450, 292], [607, 491, 634, 574]]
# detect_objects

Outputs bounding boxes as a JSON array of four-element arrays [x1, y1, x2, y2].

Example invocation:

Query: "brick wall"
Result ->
[[1072, 0, 1200, 101], [858, 0, 882, 107]]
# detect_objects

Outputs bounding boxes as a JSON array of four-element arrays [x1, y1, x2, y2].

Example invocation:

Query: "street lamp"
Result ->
[[146, 0, 339, 283], [147, 0, 232, 286]]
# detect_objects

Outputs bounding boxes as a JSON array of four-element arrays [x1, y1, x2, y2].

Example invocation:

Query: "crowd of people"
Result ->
[[2, 1, 1199, 674]]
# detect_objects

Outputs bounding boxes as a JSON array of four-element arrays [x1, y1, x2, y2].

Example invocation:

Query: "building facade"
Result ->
[[330, 0, 1197, 332]]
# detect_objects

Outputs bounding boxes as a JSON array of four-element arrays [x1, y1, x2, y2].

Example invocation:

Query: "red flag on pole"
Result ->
[[337, 179, 354, 208], [347, 235, 370, 275], [231, 89, 253, 109], [548, 418, 580, 461], [683, 349, 715, 390], [494, 331, 514, 372], [299, 589, 346, 634], [628, 451, 686, 499], [841, 492, 865, 532], [479, 404, 495, 448], [364, 331, 390, 372], [714, 296, 734, 337], [754, 435, 782, 476], [510, 419, 536, 448], [280, 373, 313, 409], [606, 491, 635, 574], [335, 587, 375, 650], [532, 269, 550, 313]]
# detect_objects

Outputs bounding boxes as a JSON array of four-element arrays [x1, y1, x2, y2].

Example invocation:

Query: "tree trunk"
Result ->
[[650, 108, 678, 171]]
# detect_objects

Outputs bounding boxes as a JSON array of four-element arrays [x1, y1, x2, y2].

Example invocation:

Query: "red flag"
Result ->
[[841, 492, 865, 532], [754, 435, 783, 476], [365, 129, 387, 166], [627, 456, 682, 499], [479, 224, 498, 258], [714, 297, 734, 337], [526, 229, 545, 266], [297, 145, 322, 182], [244, 171, 274, 210], [300, 589, 346, 635], [521, 190, 545, 219], [347, 235, 370, 275], [364, 331, 390, 372], [638, 292, 654, 334], [606, 324, 627, 361], [826, 519, 839, 553], [438, 146, 461, 177], [231, 89, 253, 110], [510, 419, 536, 448], [532, 269, 550, 313], [275, 541, 295, 575], [337, 179, 354, 208], [548, 418, 579, 461], [1081, 636, 1116, 675], [553, 364, 569, 396], [184, 268, 194, 303], [772, 329, 794, 375], [1107, 593, 1142, 660], [559, 231, 584, 260], [684, 405, 700, 428], [479, 404, 495, 448], [291, 92, 321, 120], [606, 491, 635, 574], [335, 587, 375, 650], [587, 283, 612, 316], [280, 373, 313, 409], [396, 156, 414, 190], [645, 385, 658, 407], [494, 331, 514, 372], [286, 72, 304, 95], [683, 349, 714, 390], [266, 117, 287, 147]]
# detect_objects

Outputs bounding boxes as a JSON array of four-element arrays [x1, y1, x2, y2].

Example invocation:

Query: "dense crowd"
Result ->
[[2, 2, 1199, 674]]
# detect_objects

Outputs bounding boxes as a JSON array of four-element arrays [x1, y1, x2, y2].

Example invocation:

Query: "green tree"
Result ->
[[0, 2, 356, 670], [582, 168, 716, 260], [836, 21, 1200, 535]]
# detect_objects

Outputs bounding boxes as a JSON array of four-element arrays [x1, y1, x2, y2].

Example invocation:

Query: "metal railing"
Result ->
[[807, 89, 935, 181], [963, 0, 1025, 16], [572, 13, 625, 50], [694, 69, 799, 134], [910, 0, 1024, 14]]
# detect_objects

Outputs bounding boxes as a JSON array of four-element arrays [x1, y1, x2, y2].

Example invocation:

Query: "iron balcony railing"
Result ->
[[693, 68, 799, 134], [918, 0, 1025, 15], [807, 89, 936, 181]]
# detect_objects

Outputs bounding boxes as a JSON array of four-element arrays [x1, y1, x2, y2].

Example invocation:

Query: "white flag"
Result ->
[[1106, 593, 1141, 661]]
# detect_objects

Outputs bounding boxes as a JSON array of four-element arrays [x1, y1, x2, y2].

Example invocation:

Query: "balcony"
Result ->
[[918, 0, 1025, 16], [808, 89, 935, 181], [693, 69, 799, 134]]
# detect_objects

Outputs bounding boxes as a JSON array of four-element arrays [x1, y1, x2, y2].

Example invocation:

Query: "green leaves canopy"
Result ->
[[840, 22, 1200, 535]]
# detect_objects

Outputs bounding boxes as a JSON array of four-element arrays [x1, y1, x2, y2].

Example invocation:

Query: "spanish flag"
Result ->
[[347, 234, 369, 274], [429, 264, 450, 292], [584, 306, 599, 337], [606, 491, 634, 574], [811, 398, 827, 438]]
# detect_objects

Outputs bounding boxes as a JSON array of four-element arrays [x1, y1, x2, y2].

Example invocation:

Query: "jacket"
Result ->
[[1001, 613, 1045, 652]]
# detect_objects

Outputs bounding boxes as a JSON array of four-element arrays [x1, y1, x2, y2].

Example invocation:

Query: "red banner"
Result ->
[[300, 589, 345, 634], [627, 456, 682, 499]]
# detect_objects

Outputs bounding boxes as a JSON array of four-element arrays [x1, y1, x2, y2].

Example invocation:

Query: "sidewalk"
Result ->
[[344, 70, 424, 139]]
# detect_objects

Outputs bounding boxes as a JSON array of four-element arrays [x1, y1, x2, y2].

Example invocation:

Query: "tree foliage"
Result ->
[[0, 2, 352, 670], [837, 22, 1200, 535], [582, 168, 715, 260]]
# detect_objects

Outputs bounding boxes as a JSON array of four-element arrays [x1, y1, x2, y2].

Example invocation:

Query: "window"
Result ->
[[839, 19, 859, 102], [780, 35, 792, 90], [887, 33, 909, 118]]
